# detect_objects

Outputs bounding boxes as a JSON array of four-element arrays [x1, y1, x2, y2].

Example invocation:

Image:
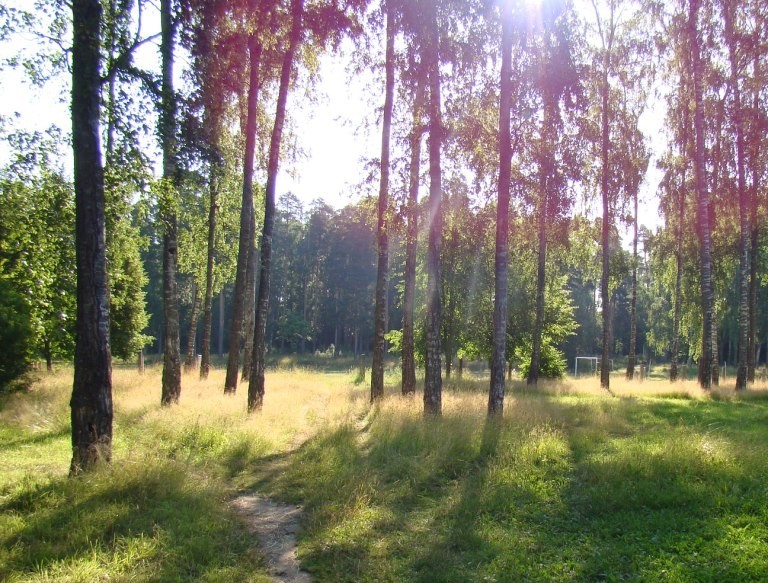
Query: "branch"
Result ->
[[101, 32, 161, 85]]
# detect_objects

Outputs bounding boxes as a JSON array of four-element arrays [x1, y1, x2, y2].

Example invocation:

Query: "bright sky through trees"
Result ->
[[0, 0, 664, 233]]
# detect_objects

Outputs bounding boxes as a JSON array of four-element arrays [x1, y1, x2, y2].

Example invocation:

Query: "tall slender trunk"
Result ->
[[443, 278, 455, 380], [241, 244, 259, 381], [184, 282, 200, 371], [626, 186, 638, 380], [371, 2, 395, 403], [529, 76, 556, 387], [670, 88, 690, 383], [402, 76, 424, 397], [724, 5, 749, 390], [70, 0, 112, 474], [690, 0, 715, 389], [160, 0, 181, 406], [423, 0, 443, 416], [218, 290, 224, 355], [489, 1, 512, 414], [599, 58, 612, 391], [748, 165, 759, 382], [200, 161, 218, 379], [747, 32, 760, 383], [670, 168, 686, 382], [528, 176, 547, 386], [248, 0, 304, 412], [224, 36, 262, 394]]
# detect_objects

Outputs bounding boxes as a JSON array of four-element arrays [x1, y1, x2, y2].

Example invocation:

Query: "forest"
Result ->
[[2, 0, 768, 579]]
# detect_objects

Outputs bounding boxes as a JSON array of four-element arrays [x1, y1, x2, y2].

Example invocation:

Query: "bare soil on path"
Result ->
[[233, 494, 312, 583]]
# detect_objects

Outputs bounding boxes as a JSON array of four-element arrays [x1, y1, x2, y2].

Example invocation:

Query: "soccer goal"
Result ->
[[574, 356, 614, 377]]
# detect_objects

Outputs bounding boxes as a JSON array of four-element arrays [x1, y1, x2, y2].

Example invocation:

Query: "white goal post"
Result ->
[[574, 356, 614, 377]]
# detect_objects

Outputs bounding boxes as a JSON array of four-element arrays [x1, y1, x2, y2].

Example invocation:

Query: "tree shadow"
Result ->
[[253, 393, 768, 581], [0, 461, 270, 582]]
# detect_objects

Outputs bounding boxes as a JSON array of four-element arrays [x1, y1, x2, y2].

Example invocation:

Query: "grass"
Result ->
[[2, 363, 768, 581]]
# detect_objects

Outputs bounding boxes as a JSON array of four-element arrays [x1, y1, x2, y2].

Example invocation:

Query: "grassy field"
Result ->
[[2, 363, 768, 582]]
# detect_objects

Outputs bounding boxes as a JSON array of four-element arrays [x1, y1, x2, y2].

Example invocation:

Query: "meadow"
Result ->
[[2, 361, 768, 582]]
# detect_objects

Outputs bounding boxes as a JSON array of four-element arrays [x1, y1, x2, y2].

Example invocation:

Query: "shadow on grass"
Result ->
[[255, 392, 768, 582], [0, 426, 69, 450], [0, 461, 271, 582]]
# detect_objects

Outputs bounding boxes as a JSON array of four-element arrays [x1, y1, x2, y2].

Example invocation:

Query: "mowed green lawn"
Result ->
[[2, 364, 768, 582]]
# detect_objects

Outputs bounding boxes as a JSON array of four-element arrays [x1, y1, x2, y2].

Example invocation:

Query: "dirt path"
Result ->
[[233, 494, 312, 583]]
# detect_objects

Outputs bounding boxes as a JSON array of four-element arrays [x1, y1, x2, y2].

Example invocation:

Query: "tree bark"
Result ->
[[724, 5, 749, 391], [528, 173, 548, 387], [224, 36, 262, 394], [402, 76, 424, 397], [70, 0, 113, 474], [489, 1, 512, 415], [747, 28, 760, 383], [248, 0, 304, 412], [599, 55, 612, 391], [371, 1, 395, 403], [528, 63, 557, 387], [689, 0, 715, 389], [423, 0, 443, 416], [626, 184, 638, 380], [241, 243, 259, 381], [200, 161, 218, 379], [670, 163, 686, 382], [670, 84, 690, 383], [160, 0, 181, 406], [184, 282, 200, 372]]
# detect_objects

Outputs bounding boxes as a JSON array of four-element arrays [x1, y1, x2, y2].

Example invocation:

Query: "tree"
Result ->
[[0, 137, 77, 372], [723, 0, 749, 390], [688, 0, 716, 388], [223, 16, 263, 395], [249, 0, 304, 412], [371, 0, 395, 403], [160, 0, 182, 405], [423, 0, 443, 416], [488, 0, 513, 415], [527, 0, 581, 387], [401, 70, 425, 397], [70, 0, 113, 472]]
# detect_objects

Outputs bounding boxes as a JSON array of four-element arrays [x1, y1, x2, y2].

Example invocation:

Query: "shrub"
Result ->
[[0, 276, 34, 388]]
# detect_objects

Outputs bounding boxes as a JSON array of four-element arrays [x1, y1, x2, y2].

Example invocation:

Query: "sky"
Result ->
[[0, 2, 665, 236]]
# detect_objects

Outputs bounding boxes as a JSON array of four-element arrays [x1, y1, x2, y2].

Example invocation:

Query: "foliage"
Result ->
[[0, 130, 76, 367], [105, 147, 154, 360], [516, 340, 568, 378], [0, 275, 33, 387]]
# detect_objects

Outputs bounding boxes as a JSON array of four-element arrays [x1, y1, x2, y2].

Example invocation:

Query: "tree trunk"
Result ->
[[241, 243, 259, 381], [690, 0, 715, 389], [670, 184, 685, 383], [528, 191, 547, 386], [489, 1, 512, 414], [224, 36, 262, 394], [725, 4, 749, 390], [44, 338, 53, 372], [747, 34, 760, 384], [670, 91, 689, 383], [200, 160, 218, 379], [599, 57, 612, 391], [70, 0, 113, 474], [160, 0, 181, 406], [218, 290, 224, 356], [371, 2, 395, 403], [184, 282, 200, 372], [528, 79, 556, 387], [402, 77, 424, 397], [626, 190, 638, 380], [248, 0, 304, 412], [423, 0, 442, 416]]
